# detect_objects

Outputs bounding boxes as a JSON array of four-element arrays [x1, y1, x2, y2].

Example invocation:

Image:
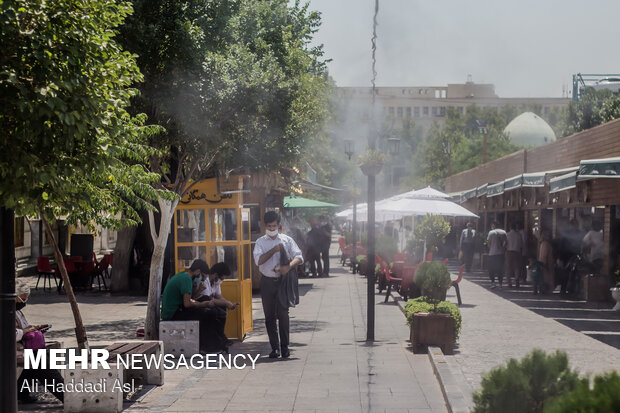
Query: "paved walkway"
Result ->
[[439, 264, 620, 393], [19, 242, 448, 412]]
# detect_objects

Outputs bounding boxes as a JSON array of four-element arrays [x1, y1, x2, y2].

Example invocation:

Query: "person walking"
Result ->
[[254, 211, 303, 359], [305, 220, 323, 277], [459, 222, 476, 272], [487, 222, 507, 288], [318, 216, 332, 277], [538, 230, 555, 293], [506, 223, 523, 287]]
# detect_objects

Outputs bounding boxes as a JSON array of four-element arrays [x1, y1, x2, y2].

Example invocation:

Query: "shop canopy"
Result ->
[[283, 196, 339, 208], [579, 157, 620, 179], [549, 171, 577, 193]]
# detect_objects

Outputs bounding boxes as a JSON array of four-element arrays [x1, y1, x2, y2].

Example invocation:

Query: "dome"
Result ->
[[503, 112, 556, 147]]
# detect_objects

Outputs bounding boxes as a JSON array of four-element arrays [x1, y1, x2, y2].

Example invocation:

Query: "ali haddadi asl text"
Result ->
[[20, 378, 135, 394]]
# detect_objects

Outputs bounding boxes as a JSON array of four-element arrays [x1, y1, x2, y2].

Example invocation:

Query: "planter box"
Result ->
[[584, 275, 611, 302], [410, 312, 455, 355]]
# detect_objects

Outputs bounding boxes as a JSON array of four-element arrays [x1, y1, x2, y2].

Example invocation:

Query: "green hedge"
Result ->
[[544, 371, 620, 413], [404, 297, 462, 340]]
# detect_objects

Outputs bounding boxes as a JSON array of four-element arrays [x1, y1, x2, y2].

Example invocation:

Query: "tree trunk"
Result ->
[[40, 213, 89, 349], [144, 197, 177, 340], [110, 225, 136, 292]]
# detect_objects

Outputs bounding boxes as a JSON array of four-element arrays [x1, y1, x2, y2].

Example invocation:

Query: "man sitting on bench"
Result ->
[[192, 262, 238, 349], [161, 259, 227, 353]]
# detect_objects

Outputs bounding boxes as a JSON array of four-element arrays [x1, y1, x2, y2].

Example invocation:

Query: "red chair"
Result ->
[[401, 260, 423, 301], [379, 256, 402, 303], [36, 257, 57, 291], [451, 264, 465, 306], [338, 237, 347, 264], [426, 251, 433, 262], [443, 258, 449, 266], [102, 254, 113, 278]]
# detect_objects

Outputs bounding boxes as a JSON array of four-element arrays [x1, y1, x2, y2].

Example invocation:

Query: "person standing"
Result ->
[[318, 216, 332, 277], [506, 223, 523, 287], [487, 222, 507, 288], [581, 220, 604, 274], [254, 211, 303, 359], [305, 220, 323, 277], [538, 230, 555, 293], [459, 222, 476, 272]]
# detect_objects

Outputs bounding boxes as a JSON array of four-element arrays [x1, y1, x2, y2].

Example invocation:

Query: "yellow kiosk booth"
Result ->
[[173, 176, 253, 340]]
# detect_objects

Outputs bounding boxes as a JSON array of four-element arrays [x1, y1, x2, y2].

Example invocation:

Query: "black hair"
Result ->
[[592, 220, 603, 232], [264, 210, 280, 224], [209, 262, 231, 278], [189, 259, 209, 274]]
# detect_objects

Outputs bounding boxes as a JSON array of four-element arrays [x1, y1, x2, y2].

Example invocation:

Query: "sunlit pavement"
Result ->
[[19, 240, 448, 412]]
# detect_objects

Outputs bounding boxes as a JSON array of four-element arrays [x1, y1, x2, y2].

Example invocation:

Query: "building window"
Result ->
[[423, 106, 429, 116], [432, 107, 437, 116], [414, 107, 420, 117], [406, 107, 412, 118], [388, 107, 395, 116], [458, 106, 464, 114], [418, 89, 423, 94], [14, 216, 24, 248], [544, 106, 549, 115], [439, 107, 446, 116], [397, 107, 403, 118], [402, 89, 406, 95]]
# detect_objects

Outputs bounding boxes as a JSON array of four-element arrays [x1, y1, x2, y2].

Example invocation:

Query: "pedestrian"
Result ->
[[318, 215, 332, 277], [305, 219, 323, 277], [487, 221, 507, 288], [254, 211, 303, 359], [538, 230, 555, 294], [161, 259, 228, 353], [581, 220, 604, 274], [528, 256, 544, 295], [459, 222, 476, 272], [505, 223, 523, 287]]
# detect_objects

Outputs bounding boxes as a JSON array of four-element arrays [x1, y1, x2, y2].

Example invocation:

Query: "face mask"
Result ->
[[266, 229, 278, 237], [16, 301, 26, 311]]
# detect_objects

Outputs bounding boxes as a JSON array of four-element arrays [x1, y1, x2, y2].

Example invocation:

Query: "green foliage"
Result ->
[[414, 215, 451, 252], [119, 0, 332, 193], [544, 371, 620, 413], [560, 88, 620, 137], [358, 148, 388, 167], [404, 297, 462, 339], [375, 235, 398, 262], [472, 349, 582, 413], [0, 0, 162, 228], [414, 262, 452, 307]]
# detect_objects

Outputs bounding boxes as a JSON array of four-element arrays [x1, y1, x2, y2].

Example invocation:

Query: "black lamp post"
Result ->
[[476, 119, 488, 164], [442, 140, 452, 177], [344, 140, 358, 273]]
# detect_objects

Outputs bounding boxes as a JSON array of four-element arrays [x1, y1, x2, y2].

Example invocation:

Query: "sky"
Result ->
[[303, 0, 620, 98]]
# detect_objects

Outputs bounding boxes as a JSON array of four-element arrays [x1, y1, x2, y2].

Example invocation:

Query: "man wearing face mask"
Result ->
[[192, 262, 238, 349], [253, 211, 303, 359]]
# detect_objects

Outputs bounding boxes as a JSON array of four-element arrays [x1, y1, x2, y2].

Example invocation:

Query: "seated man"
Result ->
[[161, 259, 227, 353], [192, 262, 238, 348]]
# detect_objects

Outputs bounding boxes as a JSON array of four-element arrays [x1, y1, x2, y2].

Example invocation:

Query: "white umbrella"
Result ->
[[355, 195, 478, 222]]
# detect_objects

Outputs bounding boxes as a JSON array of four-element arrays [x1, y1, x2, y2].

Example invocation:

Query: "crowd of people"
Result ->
[[459, 218, 604, 295]]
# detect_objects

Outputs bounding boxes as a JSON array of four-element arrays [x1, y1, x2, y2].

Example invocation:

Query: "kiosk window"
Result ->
[[211, 209, 237, 241], [209, 245, 238, 279], [177, 209, 206, 242]]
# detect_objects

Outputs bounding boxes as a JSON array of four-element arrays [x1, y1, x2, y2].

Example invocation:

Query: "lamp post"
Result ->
[[442, 140, 452, 177], [344, 140, 358, 273], [476, 119, 488, 164]]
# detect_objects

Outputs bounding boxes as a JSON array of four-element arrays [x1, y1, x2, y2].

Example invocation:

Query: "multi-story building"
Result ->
[[337, 79, 570, 134]]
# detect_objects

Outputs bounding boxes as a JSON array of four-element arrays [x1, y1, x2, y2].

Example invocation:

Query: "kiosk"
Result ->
[[173, 177, 253, 340]]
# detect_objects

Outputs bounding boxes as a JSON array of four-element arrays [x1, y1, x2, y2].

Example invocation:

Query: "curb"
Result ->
[[389, 289, 473, 413]]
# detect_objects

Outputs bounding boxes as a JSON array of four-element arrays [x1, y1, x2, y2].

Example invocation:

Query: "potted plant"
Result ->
[[611, 270, 620, 311], [413, 214, 451, 256], [406, 262, 459, 354], [358, 149, 387, 176]]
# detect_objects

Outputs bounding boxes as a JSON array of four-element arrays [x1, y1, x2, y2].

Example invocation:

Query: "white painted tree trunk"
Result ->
[[144, 197, 178, 340]]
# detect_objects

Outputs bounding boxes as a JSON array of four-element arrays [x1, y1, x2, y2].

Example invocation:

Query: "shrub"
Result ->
[[404, 297, 462, 339], [543, 371, 620, 413], [376, 235, 398, 262], [414, 214, 451, 252], [472, 349, 582, 413], [414, 262, 451, 306]]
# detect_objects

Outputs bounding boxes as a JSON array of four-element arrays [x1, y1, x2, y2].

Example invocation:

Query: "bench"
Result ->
[[159, 320, 199, 357], [16, 341, 63, 379], [105, 340, 164, 386]]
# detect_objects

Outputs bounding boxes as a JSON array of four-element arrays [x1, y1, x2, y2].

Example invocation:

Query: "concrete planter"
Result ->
[[611, 288, 620, 311], [410, 312, 455, 355], [584, 274, 610, 302]]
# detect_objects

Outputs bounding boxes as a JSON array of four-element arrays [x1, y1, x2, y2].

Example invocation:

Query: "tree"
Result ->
[[119, 0, 331, 339], [560, 88, 620, 136], [0, 0, 161, 348]]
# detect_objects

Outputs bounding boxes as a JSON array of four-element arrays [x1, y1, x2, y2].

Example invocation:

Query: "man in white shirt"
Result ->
[[581, 220, 604, 273], [253, 211, 303, 359], [487, 222, 507, 288], [505, 223, 523, 287], [459, 222, 476, 272]]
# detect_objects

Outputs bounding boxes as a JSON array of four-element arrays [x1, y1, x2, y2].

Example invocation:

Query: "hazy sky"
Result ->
[[304, 0, 620, 98]]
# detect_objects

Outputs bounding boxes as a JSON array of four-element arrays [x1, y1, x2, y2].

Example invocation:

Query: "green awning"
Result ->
[[487, 182, 504, 197], [476, 184, 488, 197], [463, 188, 477, 201], [522, 172, 546, 187], [283, 196, 339, 208], [504, 174, 523, 191], [579, 157, 620, 179], [549, 171, 577, 194]]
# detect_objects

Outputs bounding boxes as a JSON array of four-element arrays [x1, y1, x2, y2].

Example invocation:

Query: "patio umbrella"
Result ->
[[283, 196, 339, 208]]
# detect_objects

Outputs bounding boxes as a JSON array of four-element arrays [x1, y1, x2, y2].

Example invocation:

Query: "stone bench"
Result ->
[[159, 320, 199, 357]]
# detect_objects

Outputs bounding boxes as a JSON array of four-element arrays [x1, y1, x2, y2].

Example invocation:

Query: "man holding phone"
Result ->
[[192, 262, 237, 349]]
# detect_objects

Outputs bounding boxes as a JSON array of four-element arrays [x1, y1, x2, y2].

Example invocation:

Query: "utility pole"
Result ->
[[0, 207, 17, 412]]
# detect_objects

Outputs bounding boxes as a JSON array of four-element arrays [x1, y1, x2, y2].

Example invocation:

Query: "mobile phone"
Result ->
[[39, 324, 52, 332]]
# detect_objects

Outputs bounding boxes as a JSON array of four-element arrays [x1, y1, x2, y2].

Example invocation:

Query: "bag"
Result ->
[[458, 250, 464, 261], [22, 330, 46, 350]]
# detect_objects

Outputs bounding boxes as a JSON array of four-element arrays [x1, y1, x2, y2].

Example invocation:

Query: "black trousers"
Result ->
[[462, 242, 474, 270], [171, 304, 227, 352], [488, 254, 505, 284], [320, 246, 330, 276], [306, 248, 322, 276], [260, 276, 289, 351], [18, 366, 64, 402]]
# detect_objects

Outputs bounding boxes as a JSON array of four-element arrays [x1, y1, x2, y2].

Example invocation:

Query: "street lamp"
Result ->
[[442, 140, 452, 176], [387, 137, 400, 155], [476, 119, 488, 163], [343, 140, 358, 274]]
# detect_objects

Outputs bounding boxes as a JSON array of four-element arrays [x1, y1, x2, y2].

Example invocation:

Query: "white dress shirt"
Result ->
[[253, 233, 303, 278]]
